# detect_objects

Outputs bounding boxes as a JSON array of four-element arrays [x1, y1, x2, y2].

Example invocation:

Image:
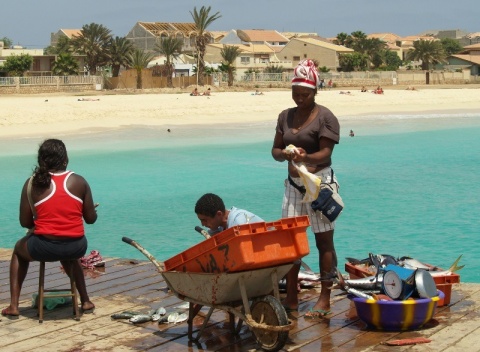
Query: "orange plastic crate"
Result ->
[[344, 262, 459, 306], [164, 216, 310, 273]]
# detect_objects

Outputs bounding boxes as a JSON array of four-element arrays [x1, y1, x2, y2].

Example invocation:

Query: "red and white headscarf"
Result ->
[[292, 59, 319, 90]]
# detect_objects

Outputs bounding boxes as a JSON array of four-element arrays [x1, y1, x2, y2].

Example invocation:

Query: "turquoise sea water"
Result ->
[[1, 113, 479, 282]]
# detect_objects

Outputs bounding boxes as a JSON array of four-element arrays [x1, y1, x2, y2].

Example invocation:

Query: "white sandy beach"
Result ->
[[1, 88, 480, 139]]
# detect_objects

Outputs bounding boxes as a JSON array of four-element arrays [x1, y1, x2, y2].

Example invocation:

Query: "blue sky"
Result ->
[[2, 0, 478, 48]]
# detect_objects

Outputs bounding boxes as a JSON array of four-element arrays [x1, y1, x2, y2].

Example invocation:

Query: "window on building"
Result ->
[[293, 56, 300, 61], [240, 57, 250, 64]]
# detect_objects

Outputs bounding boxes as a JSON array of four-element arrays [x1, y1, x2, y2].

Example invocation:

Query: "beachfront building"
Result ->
[[205, 42, 282, 77], [463, 32, 480, 46], [217, 29, 291, 69], [395, 34, 437, 61], [125, 22, 214, 55], [281, 32, 321, 40], [368, 33, 403, 60], [278, 37, 354, 71], [442, 43, 480, 76], [0, 43, 51, 76], [219, 29, 289, 47], [50, 29, 82, 47], [0, 38, 87, 77], [234, 29, 289, 46]]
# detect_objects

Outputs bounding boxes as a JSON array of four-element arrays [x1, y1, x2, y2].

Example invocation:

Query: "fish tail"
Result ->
[[448, 254, 465, 273]]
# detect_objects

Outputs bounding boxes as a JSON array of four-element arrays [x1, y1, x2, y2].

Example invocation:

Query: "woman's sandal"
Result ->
[[81, 304, 95, 314], [305, 308, 332, 318], [1, 307, 19, 319]]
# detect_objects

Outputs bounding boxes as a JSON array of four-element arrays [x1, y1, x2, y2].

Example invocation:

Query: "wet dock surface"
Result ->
[[1, 248, 479, 351]]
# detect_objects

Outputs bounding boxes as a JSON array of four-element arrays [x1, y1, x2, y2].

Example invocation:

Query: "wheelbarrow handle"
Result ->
[[194, 226, 211, 239], [122, 236, 134, 245], [121, 236, 165, 272]]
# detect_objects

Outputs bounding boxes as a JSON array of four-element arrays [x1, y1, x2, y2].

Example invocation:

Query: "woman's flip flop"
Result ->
[[305, 308, 331, 318]]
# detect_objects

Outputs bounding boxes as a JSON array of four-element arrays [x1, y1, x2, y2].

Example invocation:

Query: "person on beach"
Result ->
[[360, 86, 368, 92], [194, 193, 264, 236], [2, 139, 98, 317], [190, 88, 200, 96], [203, 88, 211, 96], [271, 59, 341, 318]]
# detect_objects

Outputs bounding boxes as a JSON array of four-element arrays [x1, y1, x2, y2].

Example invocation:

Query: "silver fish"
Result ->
[[129, 314, 153, 324], [111, 311, 142, 319], [398, 257, 432, 270], [398, 255, 464, 276], [346, 287, 375, 300], [167, 312, 188, 324], [369, 253, 398, 268], [151, 314, 161, 322], [174, 302, 190, 310], [298, 270, 321, 282], [345, 275, 383, 290], [430, 255, 464, 276], [158, 311, 188, 324], [155, 306, 166, 316]]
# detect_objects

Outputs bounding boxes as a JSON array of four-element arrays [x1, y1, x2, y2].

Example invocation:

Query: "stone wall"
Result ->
[[0, 76, 102, 95]]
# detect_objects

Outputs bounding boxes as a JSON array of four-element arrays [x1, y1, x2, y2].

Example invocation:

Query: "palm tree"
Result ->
[[155, 36, 183, 88], [126, 49, 155, 89], [361, 38, 387, 69], [1, 36, 13, 48], [407, 39, 446, 70], [44, 36, 73, 55], [52, 53, 79, 75], [220, 45, 241, 86], [190, 6, 221, 85], [407, 39, 446, 84], [71, 23, 112, 75], [333, 32, 350, 47], [109, 36, 134, 77]]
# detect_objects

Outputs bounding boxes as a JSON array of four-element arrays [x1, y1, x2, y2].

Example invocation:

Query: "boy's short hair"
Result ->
[[195, 193, 225, 217]]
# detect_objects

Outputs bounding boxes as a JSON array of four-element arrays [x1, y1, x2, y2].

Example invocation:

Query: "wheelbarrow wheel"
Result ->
[[250, 295, 289, 352]]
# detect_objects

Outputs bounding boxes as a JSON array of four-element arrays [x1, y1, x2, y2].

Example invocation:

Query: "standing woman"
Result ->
[[2, 139, 97, 317], [271, 60, 341, 318]]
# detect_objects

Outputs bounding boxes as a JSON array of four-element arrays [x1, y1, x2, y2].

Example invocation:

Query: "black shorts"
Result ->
[[27, 235, 88, 262]]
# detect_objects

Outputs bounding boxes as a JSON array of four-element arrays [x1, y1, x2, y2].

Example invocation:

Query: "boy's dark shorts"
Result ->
[[27, 234, 88, 262]]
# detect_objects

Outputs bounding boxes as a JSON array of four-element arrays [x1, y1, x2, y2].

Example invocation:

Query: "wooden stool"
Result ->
[[37, 261, 80, 323]]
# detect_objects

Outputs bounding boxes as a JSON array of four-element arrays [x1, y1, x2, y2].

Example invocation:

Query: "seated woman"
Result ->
[[2, 139, 98, 317], [360, 86, 368, 92]]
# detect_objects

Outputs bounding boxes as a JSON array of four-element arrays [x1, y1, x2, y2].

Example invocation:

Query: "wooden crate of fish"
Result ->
[[345, 254, 463, 306], [164, 216, 310, 273]]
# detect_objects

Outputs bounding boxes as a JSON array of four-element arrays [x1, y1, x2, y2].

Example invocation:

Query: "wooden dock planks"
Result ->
[[1, 248, 479, 351]]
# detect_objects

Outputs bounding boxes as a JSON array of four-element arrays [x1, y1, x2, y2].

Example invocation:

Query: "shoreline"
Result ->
[[1, 88, 479, 140]]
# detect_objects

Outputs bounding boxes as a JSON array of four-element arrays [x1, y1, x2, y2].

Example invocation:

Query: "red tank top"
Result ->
[[34, 171, 84, 237]]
